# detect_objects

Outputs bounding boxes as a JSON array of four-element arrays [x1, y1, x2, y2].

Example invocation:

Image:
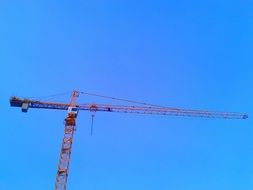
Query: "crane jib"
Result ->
[[9, 97, 248, 119]]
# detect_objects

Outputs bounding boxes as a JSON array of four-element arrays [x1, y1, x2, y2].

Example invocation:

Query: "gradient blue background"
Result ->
[[1, 1, 253, 190]]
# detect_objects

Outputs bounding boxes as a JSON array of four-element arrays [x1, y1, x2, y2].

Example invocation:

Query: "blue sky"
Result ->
[[1, 1, 253, 190]]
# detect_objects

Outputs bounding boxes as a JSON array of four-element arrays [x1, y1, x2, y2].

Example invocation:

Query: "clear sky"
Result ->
[[1, 1, 253, 190]]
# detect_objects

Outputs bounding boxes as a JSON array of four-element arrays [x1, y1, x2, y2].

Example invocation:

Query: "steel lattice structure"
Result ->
[[9, 90, 248, 190]]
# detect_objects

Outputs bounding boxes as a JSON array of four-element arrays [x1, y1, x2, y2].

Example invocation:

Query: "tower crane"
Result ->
[[9, 90, 248, 190]]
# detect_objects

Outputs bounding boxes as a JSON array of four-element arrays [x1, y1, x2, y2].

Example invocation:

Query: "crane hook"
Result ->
[[90, 113, 95, 136]]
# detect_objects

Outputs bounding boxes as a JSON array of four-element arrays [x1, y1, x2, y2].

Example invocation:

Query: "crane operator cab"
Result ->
[[68, 106, 79, 118]]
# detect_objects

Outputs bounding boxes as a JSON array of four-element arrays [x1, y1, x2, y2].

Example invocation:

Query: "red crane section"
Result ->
[[54, 90, 79, 190]]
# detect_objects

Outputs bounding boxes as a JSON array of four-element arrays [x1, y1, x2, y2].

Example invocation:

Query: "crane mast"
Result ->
[[54, 91, 79, 190], [9, 91, 248, 190]]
